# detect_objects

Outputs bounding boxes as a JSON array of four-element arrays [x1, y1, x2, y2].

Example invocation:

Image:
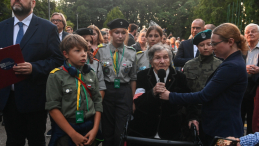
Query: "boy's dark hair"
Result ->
[[128, 23, 138, 32], [60, 34, 88, 53]]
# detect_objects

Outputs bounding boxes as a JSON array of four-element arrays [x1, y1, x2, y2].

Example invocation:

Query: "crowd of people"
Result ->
[[1, 0, 259, 146]]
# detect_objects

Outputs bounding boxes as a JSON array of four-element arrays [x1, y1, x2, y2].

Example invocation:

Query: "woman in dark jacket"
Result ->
[[160, 23, 249, 145], [128, 44, 197, 145]]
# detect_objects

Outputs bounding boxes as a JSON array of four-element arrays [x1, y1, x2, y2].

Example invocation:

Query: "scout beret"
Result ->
[[74, 28, 93, 36], [107, 18, 129, 30], [193, 29, 212, 46]]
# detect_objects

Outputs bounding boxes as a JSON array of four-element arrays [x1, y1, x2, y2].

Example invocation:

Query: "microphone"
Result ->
[[157, 69, 166, 83]]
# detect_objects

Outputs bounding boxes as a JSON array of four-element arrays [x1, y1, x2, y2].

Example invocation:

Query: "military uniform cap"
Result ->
[[193, 29, 212, 46], [107, 19, 129, 30], [74, 28, 93, 36]]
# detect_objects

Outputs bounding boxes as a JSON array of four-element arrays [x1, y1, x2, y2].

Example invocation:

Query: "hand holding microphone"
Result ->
[[153, 69, 166, 96]]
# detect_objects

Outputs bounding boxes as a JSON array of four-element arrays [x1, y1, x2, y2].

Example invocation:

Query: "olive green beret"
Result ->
[[193, 29, 212, 46]]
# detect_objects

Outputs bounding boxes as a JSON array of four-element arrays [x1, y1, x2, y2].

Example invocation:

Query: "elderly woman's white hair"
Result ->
[[147, 43, 173, 65]]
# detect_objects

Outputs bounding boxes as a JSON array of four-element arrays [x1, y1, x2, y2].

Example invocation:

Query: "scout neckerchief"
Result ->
[[110, 46, 125, 88], [62, 65, 91, 123]]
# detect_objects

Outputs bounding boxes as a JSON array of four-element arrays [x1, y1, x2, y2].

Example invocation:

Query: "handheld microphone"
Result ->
[[157, 69, 166, 83]]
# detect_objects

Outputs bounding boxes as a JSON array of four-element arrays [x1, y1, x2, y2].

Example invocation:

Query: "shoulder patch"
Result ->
[[93, 58, 99, 62], [98, 44, 104, 48], [50, 68, 60, 74], [136, 51, 144, 54]]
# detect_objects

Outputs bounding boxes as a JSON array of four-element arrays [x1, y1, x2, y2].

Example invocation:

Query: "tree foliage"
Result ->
[[0, 0, 12, 22], [103, 7, 125, 28]]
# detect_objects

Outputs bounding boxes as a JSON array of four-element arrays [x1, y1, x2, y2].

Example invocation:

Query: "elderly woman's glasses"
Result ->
[[211, 40, 224, 47]]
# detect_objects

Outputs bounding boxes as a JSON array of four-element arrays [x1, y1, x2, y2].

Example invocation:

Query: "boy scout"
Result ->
[[45, 34, 103, 146], [95, 18, 137, 146], [74, 28, 106, 98]]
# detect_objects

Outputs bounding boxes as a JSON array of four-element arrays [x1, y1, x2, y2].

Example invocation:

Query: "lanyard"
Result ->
[[110, 46, 125, 77]]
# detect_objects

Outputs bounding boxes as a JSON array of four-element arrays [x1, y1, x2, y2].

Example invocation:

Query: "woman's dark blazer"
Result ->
[[169, 51, 248, 138], [129, 66, 196, 140]]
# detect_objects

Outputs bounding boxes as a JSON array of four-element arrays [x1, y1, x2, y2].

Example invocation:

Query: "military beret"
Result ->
[[193, 29, 212, 46], [74, 28, 93, 36], [107, 18, 129, 30]]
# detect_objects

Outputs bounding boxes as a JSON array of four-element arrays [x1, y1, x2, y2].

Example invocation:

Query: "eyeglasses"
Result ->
[[51, 19, 62, 23], [211, 40, 224, 47]]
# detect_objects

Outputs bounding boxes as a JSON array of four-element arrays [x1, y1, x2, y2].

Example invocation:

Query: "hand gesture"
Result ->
[[153, 82, 166, 96], [84, 129, 98, 145], [246, 65, 259, 74], [13, 62, 32, 74], [226, 137, 240, 146], [159, 90, 170, 100], [188, 120, 199, 135], [70, 132, 88, 146]]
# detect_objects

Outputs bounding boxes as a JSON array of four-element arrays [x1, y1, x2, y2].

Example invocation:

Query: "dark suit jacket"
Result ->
[[129, 66, 197, 140], [174, 39, 199, 67], [132, 42, 142, 52], [0, 14, 64, 113], [169, 51, 247, 138], [62, 31, 69, 40], [127, 33, 135, 46]]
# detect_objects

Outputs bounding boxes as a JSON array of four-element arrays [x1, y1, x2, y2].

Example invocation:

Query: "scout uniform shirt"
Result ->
[[45, 65, 103, 119], [136, 50, 150, 73], [95, 43, 137, 83], [86, 58, 106, 91], [183, 54, 222, 92]]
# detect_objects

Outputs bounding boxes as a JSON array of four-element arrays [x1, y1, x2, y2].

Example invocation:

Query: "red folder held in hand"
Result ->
[[0, 44, 27, 89]]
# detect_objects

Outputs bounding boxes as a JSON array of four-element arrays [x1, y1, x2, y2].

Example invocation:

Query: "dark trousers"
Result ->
[[102, 83, 133, 146], [3, 91, 47, 146], [241, 97, 254, 135]]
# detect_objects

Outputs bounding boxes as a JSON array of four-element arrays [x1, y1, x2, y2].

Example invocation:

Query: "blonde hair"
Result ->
[[213, 23, 248, 51], [51, 12, 67, 30]]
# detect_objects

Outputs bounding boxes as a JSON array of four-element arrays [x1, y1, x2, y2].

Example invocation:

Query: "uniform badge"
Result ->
[[139, 66, 146, 71], [66, 89, 70, 93], [120, 21, 123, 25], [124, 67, 130, 73], [122, 63, 127, 67], [104, 67, 110, 74], [89, 79, 92, 81], [87, 84, 92, 88], [201, 33, 206, 39], [103, 62, 107, 67]]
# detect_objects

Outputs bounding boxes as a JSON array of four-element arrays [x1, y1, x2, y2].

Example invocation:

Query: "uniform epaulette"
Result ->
[[98, 44, 104, 48], [136, 51, 144, 54], [50, 68, 60, 74], [93, 58, 99, 62], [127, 46, 135, 51]]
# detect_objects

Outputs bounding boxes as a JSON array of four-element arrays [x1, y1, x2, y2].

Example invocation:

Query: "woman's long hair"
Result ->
[[87, 25, 104, 44]]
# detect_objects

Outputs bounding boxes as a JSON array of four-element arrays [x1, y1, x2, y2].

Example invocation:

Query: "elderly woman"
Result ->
[[128, 44, 197, 145], [160, 23, 248, 145]]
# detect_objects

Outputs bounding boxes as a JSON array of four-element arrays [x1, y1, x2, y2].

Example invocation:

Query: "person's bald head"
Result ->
[[205, 24, 216, 30], [191, 19, 205, 38]]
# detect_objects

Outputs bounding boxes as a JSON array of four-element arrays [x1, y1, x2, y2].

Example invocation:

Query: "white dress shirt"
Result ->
[[59, 31, 63, 41], [12, 13, 33, 91], [193, 45, 198, 58], [13, 13, 33, 45]]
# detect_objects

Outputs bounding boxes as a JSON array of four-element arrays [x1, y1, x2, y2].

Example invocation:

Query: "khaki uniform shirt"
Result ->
[[86, 58, 106, 91], [45, 66, 103, 119], [95, 43, 137, 83], [136, 50, 150, 73], [183, 54, 222, 92]]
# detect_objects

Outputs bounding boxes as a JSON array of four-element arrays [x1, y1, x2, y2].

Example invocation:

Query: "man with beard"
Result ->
[[174, 19, 205, 67], [0, 0, 63, 145]]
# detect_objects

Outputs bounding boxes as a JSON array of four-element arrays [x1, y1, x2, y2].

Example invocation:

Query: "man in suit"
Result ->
[[127, 23, 138, 46], [50, 12, 68, 41], [0, 0, 63, 145], [174, 19, 205, 67]]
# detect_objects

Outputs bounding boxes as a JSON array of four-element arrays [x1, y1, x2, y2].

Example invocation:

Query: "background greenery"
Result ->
[[1, 0, 258, 39]]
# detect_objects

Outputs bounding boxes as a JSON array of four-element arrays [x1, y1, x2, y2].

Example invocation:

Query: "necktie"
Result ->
[[113, 49, 118, 75], [16, 22, 24, 44]]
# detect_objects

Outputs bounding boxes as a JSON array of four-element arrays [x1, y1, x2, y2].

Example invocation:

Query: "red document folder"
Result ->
[[0, 44, 27, 89]]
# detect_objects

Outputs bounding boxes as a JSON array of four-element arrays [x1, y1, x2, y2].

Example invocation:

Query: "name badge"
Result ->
[[75, 110, 84, 123], [114, 78, 120, 88]]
